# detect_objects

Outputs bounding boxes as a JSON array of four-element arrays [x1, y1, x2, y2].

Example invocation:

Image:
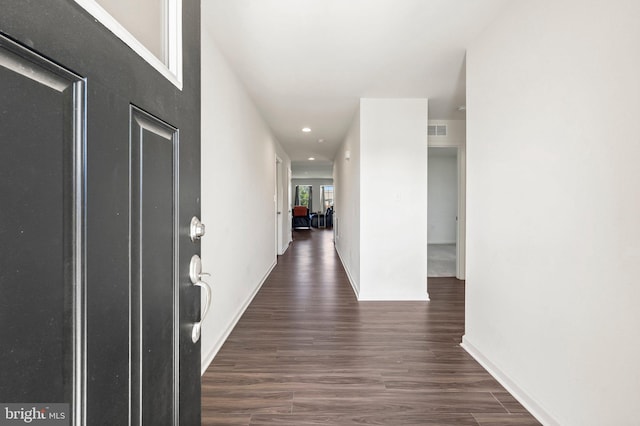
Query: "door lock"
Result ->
[[190, 216, 206, 241]]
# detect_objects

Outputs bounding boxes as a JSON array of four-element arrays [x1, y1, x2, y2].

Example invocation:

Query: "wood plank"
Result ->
[[202, 229, 541, 425], [249, 413, 478, 425]]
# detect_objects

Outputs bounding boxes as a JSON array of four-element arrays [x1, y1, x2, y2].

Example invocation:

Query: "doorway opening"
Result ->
[[276, 157, 284, 255], [428, 147, 458, 277]]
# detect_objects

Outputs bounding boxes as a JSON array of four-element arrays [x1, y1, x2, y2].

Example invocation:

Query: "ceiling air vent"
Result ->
[[428, 124, 447, 136]]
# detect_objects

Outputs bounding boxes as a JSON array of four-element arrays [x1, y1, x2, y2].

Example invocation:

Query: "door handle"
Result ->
[[189, 254, 211, 343]]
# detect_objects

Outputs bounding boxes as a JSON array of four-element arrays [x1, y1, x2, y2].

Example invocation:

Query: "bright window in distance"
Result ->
[[321, 185, 334, 211], [296, 185, 311, 208]]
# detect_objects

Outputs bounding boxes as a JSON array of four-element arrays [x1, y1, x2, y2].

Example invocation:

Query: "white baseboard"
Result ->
[[278, 238, 293, 256], [201, 260, 277, 375], [279, 240, 291, 256], [335, 246, 359, 299], [461, 336, 559, 426]]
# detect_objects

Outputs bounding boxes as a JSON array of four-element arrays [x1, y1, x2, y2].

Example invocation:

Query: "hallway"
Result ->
[[201, 229, 539, 425]]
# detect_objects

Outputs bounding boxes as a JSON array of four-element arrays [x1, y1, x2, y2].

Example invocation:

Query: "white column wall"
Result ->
[[359, 98, 428, 301], [200, 24, 291, 373], [464, 1, 640, 425]]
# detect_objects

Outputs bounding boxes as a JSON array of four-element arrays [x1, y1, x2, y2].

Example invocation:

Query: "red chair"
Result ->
[[292, 206, 311, 229]]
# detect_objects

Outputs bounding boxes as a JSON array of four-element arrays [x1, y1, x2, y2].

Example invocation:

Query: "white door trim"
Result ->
[[275, 156, 284, 255]]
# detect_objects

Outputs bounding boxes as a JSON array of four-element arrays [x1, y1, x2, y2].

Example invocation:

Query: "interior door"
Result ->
[[0, 1, 201, 425]]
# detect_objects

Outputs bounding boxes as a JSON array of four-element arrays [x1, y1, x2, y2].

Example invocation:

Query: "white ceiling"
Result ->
[[202, 0, 509, 174]]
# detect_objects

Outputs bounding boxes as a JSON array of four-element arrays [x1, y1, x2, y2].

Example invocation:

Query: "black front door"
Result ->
[[0, 1, 201, 425]]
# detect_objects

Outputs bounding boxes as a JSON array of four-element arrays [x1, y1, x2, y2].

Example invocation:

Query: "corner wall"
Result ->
[[333, 111, 361, 295], [335, 99, 429, 301], [359, 99, 428, 300], [464, 1, 640, 424], [200, 23, 291, 373]]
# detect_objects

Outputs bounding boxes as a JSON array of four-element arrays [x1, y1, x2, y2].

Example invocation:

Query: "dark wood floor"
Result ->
[[202, 229, 540, 425]]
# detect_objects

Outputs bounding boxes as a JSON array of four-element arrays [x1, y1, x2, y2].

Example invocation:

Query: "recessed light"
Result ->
[[302, 127, 311, 133], [308, 157, 315, 161], [318, 138, 324, 143]]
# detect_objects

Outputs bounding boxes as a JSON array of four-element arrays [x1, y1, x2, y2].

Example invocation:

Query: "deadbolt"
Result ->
[[190, 216, 206, 241]]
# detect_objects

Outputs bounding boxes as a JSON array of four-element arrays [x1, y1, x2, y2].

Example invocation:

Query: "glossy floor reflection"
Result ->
[[202, 228, 540, 425]]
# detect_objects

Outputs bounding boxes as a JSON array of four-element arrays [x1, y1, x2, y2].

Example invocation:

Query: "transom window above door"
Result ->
[[74, 0, 183, 89]]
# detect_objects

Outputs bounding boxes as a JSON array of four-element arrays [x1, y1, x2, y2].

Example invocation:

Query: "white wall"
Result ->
[[359, 98, 428, 301], [291, 178, 333, 213], [464, 1, 640, 425], [333, 112, 361, 295], [200, 23, 291, 373], [428, 148, 457, 244]]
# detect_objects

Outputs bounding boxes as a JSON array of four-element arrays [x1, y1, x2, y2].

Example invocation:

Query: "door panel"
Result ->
[[0, 1, 201, 424], [130, 108, 179, 426], [0, 35, 85, 416]]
